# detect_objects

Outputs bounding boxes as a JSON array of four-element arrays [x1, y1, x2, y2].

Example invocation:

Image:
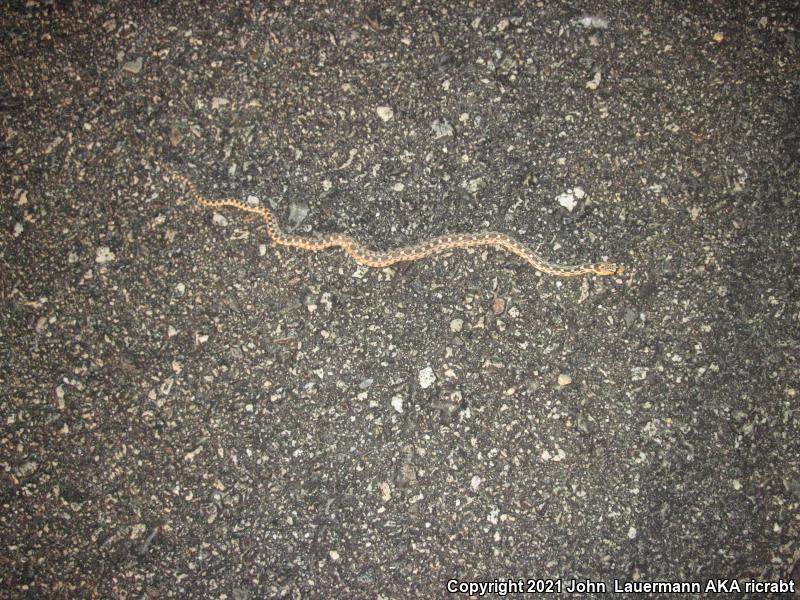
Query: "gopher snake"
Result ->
[[159, 162, 624, 277]]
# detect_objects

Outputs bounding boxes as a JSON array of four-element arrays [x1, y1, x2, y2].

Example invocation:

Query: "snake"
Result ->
[[158, 162, 624, 277]]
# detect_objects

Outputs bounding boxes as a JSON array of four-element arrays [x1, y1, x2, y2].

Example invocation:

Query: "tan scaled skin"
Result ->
[[158, 162, 624, 277]]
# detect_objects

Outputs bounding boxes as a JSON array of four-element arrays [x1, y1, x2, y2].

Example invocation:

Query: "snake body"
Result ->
[[159, 163, 623, 277]]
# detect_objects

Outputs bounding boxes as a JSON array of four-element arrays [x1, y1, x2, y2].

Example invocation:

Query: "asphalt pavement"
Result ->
[[1, 1, 798, 598]]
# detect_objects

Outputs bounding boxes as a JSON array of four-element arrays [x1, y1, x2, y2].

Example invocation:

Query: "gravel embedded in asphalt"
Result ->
[[2, 2, 798, 597]]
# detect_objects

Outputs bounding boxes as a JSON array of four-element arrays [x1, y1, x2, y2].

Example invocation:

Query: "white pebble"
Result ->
[[556, 193, 577, 212], [391, 395, 404, 414], [379, 482, 392, 502], [576, 15, 609, 30], [418, 367, 436, 389], [586, 71, 602, 90], [95, 246, 116, 264], [376, 106, 393, 122], [431, 118, 453, 138]]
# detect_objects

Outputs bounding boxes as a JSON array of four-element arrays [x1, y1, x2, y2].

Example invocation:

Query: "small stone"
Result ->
[[491, 297, 505, 316], [431, 118, 453, 138], [586, 71, 602, 90], [169, 125, 183, 146], [122, 57, 143, 74], [44, 137, 63, 154], [379, 482, 392, 502], [418, 367, 436, 389], [376, 106, 393, 122], [329, 550, 340, 561], [576, 15, 609, 30], [391, 395, 404, 413], [557, 373, 572, 386], [628, 526, 637, 539], [212, 97, 229, 109], [400, 462, 417, 485], [359, 378, 373, 390], [160, 377, 174, 396], [466, 177, 484, 193], [470, 476, 483, 491], [573, 186, 586, 199], [556, 192, 577, 212], [287, 202, 310, 227], [392, 182, 405, 192], [130, 523, 147, 539], [16, 461, 38, 478], [95, 246, 116, 264], [212, 213, 229, 226], [450, 318, 463, 333]]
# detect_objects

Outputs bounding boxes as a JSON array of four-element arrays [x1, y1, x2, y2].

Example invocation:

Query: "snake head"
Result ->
[[593, 262, 625, 276]]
